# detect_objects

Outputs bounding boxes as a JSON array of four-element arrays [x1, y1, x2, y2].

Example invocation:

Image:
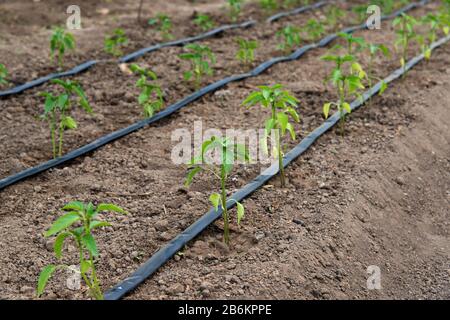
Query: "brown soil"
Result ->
[[0, 1, 448, 300]]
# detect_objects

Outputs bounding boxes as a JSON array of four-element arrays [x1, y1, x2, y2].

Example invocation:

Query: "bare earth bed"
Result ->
[[0, 0, 448, 300]]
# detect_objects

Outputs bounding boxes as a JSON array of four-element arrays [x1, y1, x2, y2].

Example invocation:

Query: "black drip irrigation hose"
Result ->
[[0, 0, 431, 192], [0, 1, 326, 98], [104, 33, 450, 300]]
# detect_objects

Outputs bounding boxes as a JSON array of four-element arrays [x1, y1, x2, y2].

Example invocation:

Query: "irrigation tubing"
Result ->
[[0, 1, 327, 98], [104, 33, 450, 300], [0, 0, 431, 192]]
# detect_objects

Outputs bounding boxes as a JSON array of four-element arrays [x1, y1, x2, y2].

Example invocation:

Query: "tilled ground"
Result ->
[[0, 0, 448, 300]]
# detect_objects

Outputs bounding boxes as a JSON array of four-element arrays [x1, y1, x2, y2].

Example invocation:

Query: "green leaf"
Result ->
[[37, 265, 57, 297], [90, 221, 112, 230], [209, 193, 221, 211], [342, 102, 352, 114], [286, 123, 296, 140], [97, 203, 125, 214], [236, 202, 244, 225], [80, 260, 91, 274], [323, 102, 331, 119], [57, 94, 69, 109], [185, 166, 202, 186], [62, 201, 84, 212], [286, 107, 300, 122], [264, 118, 276, 137], [276, 112, 289, 135], [79, 98, 93, 113], [81, 234, 98, 257], [54, 232, 71, 259], [61, 116, 77, 130], [86, 202, 96, 219], [45, 212, 81, 237], [138, 92, 149, 105], [183, 71, 192, 81], [223, 149, 235, 174], [424, 48, 431, 60], [379, 81, 388, 95]]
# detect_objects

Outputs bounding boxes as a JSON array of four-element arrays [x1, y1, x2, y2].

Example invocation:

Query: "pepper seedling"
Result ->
[[352, 5, 368, 24], [236, 38, 258, 66], [321, 54, 366, 137], [392, 13, 418, 76], [227, 0, 243, 22], [336, 32, 366, 56], [325, 6, 346, 29], [104, 28, 128, 57], [193, 14, 215, 32], [50, 27, 75, 69], [243, 84, 301, 188], [276, 25, 301, 53], [40, 79, 92, 158], [260, 0, 278, 14], [130, 64, 164, 118], [366, 43, 390, 100], [37, 201, 126, 300], [417, 13, 449, 60], [185, 136, 249, 245], [179, 44, 216, 89], [148, 14, 174, 40], [301, 19, 325, 41], [0, 63, 9, 86]]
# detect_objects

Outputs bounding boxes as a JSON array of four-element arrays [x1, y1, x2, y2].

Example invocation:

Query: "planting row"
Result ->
[[0, 1, 442, 179], [0, 0, 420, 88], [29, 5, 450, 299]]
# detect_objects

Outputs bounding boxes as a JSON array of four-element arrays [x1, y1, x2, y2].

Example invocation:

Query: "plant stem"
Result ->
[[89, 254, 104, 300], [338, 82, 346, 138], [368, 55, 374, 106], [276, 129, 285, 187], [220, 162, 230, 245], [51, 110, 57, 159], [272, 104, 285, 187], [58, 111, 65, 157]]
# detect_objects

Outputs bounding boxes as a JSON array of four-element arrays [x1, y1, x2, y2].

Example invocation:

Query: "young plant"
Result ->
[[37, 201, 126, 300], [228, 0, 244, 22], [321, 54, 366, 137], [235, 38, 258, 66], [243, 84, 300, 188], [50, 27, 75, 68], [179, 44, 216, 88], [260, 0, 278, 14], [130, 64, 164, 118], [185, 136, 249, 245], [417, 13, 449, 60], [325, 6, 346, 29], [276, 25, 301, 53], [337, 32, 366, 56], [193, 14, 215, 32], [104, 28, 128, 57], [352, 5, 368, 24], [0, 63, 9, 86], [148, 14, 174, 40], [301, 19, 325, 41], [392, 13, 418, 75], [40, 79, 92, 158], [366, 43, 390, 94]]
